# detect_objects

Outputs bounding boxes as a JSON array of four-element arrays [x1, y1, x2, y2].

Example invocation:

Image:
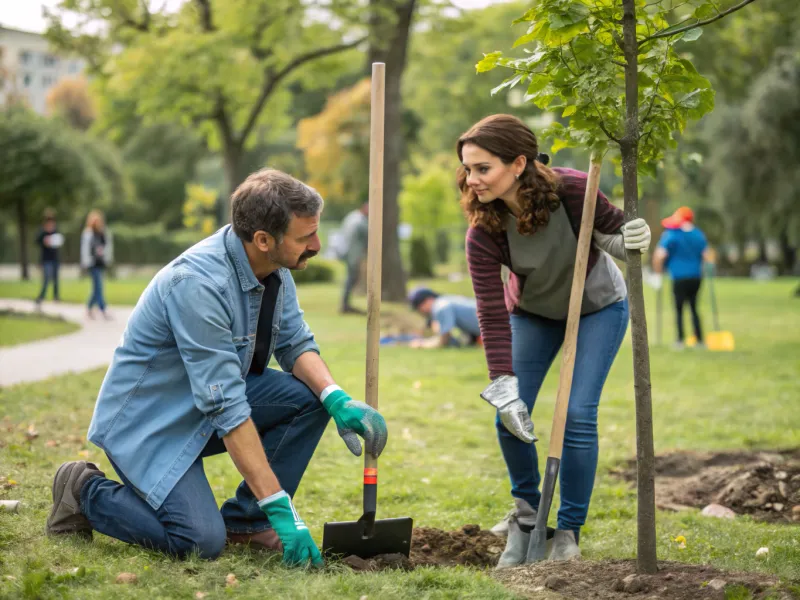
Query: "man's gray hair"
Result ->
[[231, 169, 323, 243]]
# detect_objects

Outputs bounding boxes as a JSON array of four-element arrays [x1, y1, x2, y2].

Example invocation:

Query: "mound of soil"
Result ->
[[340, 524, 504, 571], [494, 559, 796, 600], [612, 449, 800, 523]]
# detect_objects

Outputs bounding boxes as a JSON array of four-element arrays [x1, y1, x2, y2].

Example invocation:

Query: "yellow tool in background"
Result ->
[[687, 265, 734, 351]]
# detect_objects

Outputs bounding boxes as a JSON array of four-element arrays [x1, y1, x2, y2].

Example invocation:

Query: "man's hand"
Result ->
[[322, 389, 388, 457], [259, 491, 323, 568], [622, 218, 651, 253], [480, 375, 537, 444]]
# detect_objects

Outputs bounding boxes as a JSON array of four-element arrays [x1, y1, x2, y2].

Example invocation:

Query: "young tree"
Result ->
[[479, 0, 758, 573], [45, 76, 96, 131]]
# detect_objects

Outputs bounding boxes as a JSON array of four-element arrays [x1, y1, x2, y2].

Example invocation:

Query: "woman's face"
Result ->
[[461, 143, 524, 204]]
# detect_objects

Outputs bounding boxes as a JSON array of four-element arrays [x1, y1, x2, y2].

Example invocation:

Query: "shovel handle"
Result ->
[[363, 62, 385, 510], [547, 157, 601, 460]]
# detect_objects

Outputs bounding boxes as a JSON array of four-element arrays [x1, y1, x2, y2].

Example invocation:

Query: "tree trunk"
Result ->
[[778, 226, 795, 275], [17, 197, 29, 281], [622, 0, 657, 575], [367, 0, 416, 302], [222, 143, 246, 224]]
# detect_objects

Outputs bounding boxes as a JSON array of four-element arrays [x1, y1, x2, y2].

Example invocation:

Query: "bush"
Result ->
[[409, 236, 434, 278], [291, 259, 335, 284]]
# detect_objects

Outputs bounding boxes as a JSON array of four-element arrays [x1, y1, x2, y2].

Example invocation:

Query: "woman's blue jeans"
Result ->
[[87, 266, 106, 311], [499, 299, 629, 534]]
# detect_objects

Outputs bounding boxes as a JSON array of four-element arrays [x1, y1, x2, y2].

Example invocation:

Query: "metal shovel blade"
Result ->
[[322, 515, 414, 559]]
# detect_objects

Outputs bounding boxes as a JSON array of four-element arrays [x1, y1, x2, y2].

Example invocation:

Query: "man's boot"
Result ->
[[548, 529, 581, 561], [46, 460, 105, 539], [226, 528, 282, 553]]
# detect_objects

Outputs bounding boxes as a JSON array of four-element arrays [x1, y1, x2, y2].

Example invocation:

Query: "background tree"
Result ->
[[45, 76, 96, 131], [0, 109, 127, 279], [480, 0, 759, 573]]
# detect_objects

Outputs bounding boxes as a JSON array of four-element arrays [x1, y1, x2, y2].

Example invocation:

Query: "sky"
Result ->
[[0, 0, 507, 34]]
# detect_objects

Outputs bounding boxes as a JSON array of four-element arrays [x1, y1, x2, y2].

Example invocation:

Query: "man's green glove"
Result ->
[[322, 387, 388, 458], [258, 491, 323, 568]]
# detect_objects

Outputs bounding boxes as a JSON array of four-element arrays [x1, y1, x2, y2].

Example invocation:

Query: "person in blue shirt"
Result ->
[[653, 206, 712, 349], [45, 169, 389, 568], [407, 287, 482, 348]]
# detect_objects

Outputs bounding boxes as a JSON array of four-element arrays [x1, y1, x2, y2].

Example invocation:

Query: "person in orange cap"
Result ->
[[653, 207, 713, 349]]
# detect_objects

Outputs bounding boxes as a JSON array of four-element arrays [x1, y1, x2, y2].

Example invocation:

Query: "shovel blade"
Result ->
[[322, 517, 414, 559]]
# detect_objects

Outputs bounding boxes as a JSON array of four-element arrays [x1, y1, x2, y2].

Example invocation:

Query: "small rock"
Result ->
[[488, 545, 502, 554], [421, 544, 432, 553], [115, 573, 137, 584], [775, 471, 788, 480], [612, 578, 625, 592], [545, 574, 568, 591], [756, 547, 769, 558], [707, 578, 726, 591], [225, 573, 239, 587], [623, 575, 649, 594], [461, 524, 480, 536], [765, 503, 773, 509], [773, 503, 785, 512], [701, 503, 736, 519], [359, 596, 368, 600], [343, 555, 371, 571], [778, 482, 790, 498], [664, 573, 675, 581]]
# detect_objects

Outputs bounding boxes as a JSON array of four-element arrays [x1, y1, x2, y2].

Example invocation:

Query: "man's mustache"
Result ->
[[298, 249, 318, 262]]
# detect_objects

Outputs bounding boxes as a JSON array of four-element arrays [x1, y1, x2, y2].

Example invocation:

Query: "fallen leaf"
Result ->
[[226, 573, 239, 587], [115, 572, 137, 584], [25, 424, 39, 441], [195, 593, 207, 599], [78, 450, 89, 458], [412, 381, 422, 389], [45, 440, 59, 448], [402, 428, 413, 440], [756, 547, 769, 558]]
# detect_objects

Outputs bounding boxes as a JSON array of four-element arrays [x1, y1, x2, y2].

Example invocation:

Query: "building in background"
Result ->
[[0, 26, 84, 114]]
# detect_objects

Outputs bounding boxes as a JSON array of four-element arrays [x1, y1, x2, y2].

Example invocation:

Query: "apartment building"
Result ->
[[0, 25, 85, 114]]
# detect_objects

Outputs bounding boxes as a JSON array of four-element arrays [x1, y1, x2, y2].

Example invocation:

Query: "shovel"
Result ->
[[321, 62, 414, 560], [527, 156, 602, 562]]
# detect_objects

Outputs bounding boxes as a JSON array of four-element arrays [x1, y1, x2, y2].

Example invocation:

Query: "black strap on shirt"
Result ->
[[250, 272, 282, 375]]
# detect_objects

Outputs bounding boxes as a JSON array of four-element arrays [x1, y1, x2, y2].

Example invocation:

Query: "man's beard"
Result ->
[[289, 249, 318, 269]]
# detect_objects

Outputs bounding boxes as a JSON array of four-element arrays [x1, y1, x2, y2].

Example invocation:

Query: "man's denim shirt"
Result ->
[[87, 225, 319, 509]]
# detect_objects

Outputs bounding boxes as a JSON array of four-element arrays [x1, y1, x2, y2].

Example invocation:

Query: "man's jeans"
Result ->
[[80, 369, 330, 559], [499, 299, 629, 534], [87, 266, 106, 311], [340, 259, 360, 310], [37, 260, 60, 301]]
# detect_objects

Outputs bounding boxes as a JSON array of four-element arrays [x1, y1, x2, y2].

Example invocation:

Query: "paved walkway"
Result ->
[[0, 299, 133, 388]]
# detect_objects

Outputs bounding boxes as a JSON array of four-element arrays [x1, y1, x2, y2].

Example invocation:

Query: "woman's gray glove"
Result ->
[[480, 375, 537, 444]]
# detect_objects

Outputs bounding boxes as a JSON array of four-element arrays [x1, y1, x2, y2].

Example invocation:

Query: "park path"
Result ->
[[0, 299, 133, 388]]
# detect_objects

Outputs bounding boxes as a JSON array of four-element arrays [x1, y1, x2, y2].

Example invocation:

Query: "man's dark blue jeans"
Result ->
[[80, 369, 330, 559]]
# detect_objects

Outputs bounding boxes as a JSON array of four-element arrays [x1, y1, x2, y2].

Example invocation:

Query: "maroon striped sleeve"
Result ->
[[555, 167, 624, 235], [465, 227, 514, 380]]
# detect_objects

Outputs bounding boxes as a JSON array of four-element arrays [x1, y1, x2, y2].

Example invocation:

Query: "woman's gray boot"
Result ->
[[548, 529, 581, 561], [495, 498, 537, 569]]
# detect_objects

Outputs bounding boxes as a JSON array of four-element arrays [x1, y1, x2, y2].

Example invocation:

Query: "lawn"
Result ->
[[0, 311, 80, 347], [0, 275, 798, 599]]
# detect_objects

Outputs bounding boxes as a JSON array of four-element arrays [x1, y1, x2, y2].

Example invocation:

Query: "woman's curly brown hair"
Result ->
[[456, 114, 560, 235]]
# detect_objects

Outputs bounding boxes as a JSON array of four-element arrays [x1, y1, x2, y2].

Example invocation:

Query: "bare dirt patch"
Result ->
[[340, 524, 504, 571], [611, 449, 800, 523], [494, 559, 797, 600]]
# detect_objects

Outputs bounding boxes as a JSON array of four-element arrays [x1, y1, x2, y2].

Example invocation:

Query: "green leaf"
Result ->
[[551, 137, 573, 154], [562, 105, 577, 117], [692, 4, 716, 19], [681, 28, 703, 42], [476, 51, 502, 73], [491, 74, 523, 96]]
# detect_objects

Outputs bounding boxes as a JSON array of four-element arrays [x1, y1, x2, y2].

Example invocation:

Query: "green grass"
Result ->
[[0, 277, 155, 307], [0, 276, 798, 599], [0, 311, 80, 347]]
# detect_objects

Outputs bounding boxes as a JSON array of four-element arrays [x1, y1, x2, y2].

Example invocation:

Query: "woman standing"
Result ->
[[81, 210, 113, 320], [457, 115, 651, 566]]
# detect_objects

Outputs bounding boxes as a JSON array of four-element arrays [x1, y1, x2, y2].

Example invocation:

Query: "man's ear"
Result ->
[[252, 231, 275, 252]]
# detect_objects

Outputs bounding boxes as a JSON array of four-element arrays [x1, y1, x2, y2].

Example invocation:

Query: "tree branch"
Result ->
[[638, 0, 758, 45], [237, 35, 367, 146]]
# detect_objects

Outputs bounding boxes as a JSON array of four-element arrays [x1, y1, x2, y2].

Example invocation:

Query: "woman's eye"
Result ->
[[479, 167, 489, 174]]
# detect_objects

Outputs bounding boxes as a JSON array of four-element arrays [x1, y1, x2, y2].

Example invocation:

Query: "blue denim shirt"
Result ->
[[87, 225, 320, 509]]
